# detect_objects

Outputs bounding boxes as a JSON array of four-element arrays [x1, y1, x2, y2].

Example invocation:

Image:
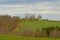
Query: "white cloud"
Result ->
[[0, 1, 60, 16]]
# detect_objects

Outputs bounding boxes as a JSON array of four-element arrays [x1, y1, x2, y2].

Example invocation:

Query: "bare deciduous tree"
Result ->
[[37, 15, 42, 20]]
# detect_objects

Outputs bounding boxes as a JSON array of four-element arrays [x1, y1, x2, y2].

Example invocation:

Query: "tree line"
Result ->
[[0, 15, 21, 34], [23, 14, 42, 21], [17, 26, 60, 38]]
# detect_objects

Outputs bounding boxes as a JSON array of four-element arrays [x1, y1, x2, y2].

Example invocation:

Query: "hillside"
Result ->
[[18, 20, 60, 31], [9, 20, 59, 36], [0, 15, 60, 38]]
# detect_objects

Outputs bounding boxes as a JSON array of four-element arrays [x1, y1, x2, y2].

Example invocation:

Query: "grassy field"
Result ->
[[19, 20, 60, 31], [0, 35, 60, 40]]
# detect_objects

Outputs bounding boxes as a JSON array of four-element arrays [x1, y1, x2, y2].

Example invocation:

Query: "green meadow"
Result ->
[[0, 35, 60, 40], [19, 20, 60, 30]]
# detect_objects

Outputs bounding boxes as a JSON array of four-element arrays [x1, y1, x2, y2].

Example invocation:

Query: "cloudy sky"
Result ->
[[0, 0, 60, 20]]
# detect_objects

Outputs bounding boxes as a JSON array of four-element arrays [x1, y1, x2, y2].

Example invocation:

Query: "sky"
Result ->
[[0, 0, 60, 20]]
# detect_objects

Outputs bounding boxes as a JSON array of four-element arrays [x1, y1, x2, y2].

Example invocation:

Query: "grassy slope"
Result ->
[[18, 20, 60, 31]]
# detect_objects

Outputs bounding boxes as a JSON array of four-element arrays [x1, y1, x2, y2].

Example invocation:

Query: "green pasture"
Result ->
[[0, 35, 60, 40], [19, 20, 60, 30]]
